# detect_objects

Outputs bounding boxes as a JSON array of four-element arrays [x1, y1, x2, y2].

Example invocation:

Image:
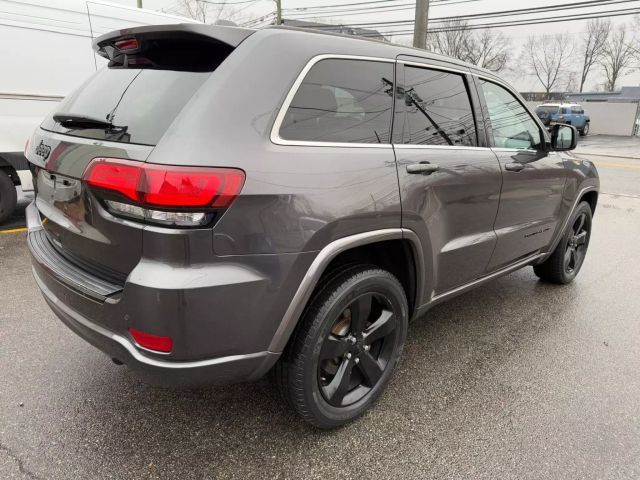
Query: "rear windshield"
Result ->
[[536, 106, 559, 114], [41, 68, 210, 146]]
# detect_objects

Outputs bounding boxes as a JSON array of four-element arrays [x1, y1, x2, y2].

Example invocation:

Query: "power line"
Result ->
[[201, 0, 264, 4], [283, 0, 483, 19], [371, 7, 640, 36], [241, 12, 276, 26], [283, 0, 408, 11], [303, 0, 640, 29]]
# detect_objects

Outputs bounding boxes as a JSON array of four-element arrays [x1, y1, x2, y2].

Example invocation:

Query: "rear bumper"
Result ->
[[25, 201, 301, 387], [32, 266, 277, 387]]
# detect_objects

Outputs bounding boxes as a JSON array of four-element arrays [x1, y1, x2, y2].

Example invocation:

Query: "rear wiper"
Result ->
[[53, 113, 115, 130]]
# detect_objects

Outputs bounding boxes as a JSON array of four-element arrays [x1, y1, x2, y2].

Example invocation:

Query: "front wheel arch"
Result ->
[[580, 190, 598, 214]]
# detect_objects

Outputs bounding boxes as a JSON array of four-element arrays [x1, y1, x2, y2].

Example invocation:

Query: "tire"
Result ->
[[579, 123, 589, 137], [0, 170, 17, 224], [273, 265, 408, 429], [534, 201, 592, 284]]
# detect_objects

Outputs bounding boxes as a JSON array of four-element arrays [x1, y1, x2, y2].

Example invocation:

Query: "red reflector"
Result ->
[[129, 328, 173, 353], [82, 158, 245, 209], [115, 38, 139, 51]]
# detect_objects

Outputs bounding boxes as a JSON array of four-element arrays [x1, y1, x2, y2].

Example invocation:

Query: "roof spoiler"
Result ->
[[93, 24, 255, 71]]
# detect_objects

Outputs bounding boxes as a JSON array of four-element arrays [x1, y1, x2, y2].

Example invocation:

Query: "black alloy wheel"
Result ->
[[318, 292, 397, 407], [273, 266, 408, 428], [533, 201, 593, 284], [564, 211, 589, 275]]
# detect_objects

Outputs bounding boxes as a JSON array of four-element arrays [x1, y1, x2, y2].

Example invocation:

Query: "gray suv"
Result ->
[[25, 24, 599, 428]]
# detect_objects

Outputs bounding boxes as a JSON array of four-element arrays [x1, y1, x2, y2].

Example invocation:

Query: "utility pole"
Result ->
[[275, 0, 282, 25], [136, 0, 142, 8], [413, 0, 429, 49]]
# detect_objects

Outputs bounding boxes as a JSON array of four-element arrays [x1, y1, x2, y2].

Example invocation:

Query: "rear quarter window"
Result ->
[[278, 58, 395, 144]]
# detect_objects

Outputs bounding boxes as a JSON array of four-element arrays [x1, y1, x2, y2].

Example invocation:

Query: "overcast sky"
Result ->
[[115, 0, 640, 91]]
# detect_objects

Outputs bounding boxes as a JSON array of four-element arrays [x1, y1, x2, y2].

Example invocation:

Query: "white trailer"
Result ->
[[0, 0, 195, 222]]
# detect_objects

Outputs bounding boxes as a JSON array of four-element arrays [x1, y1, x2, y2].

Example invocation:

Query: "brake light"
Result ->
[[114, 38, 139, 51], [129, 328, 173, 353], [85, 160, 140, 202], [82, 158, 245, 226]]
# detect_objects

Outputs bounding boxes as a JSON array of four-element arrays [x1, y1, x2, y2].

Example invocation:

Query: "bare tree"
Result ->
[[520, 34, 574, 98], [427, 20, 473, 60], [630, 15, 640, 58], [578, 19, 611, 92], [465, 29, 510, 72], [428, 20, 510, 72], [178, 0, 232, 23], [564, 71, 578, 93], [600, 24, 636, 92]]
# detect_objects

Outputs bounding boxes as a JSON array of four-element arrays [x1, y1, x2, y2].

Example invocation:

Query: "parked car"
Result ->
[[0, 0, 198, 223], [535, 103, 591, 136], [25, 24, 599, 428]]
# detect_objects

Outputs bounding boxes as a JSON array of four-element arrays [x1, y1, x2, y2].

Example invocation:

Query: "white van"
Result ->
[[0, 0, 196, 222]]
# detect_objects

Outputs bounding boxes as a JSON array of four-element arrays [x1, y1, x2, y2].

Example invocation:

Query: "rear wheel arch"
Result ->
[[318, 238, 420, 318], [268, 230, 424, 354]]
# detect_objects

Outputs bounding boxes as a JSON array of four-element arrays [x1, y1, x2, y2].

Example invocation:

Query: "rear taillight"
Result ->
[[83, 158, 245, 227]]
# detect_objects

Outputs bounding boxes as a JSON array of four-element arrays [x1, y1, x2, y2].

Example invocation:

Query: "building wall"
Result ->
[[526, 101, 639, 136]]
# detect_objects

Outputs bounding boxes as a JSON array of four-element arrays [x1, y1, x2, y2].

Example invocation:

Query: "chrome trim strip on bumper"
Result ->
[[32, 267, 268, 370]]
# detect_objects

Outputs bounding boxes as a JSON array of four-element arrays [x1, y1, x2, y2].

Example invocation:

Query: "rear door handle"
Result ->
[[406, 163, 439, 175], [505, 162, 525, 172]]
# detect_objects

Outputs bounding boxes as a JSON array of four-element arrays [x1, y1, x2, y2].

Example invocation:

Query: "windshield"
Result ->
[[536, 106, 559, 114], [41, 69, 210, 146]]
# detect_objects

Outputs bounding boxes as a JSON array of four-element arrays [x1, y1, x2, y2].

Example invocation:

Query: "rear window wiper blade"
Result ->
[[53, 113, 115, 130]]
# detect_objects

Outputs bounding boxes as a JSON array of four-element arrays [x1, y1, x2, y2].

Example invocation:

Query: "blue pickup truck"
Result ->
[[535, 103, 591, 136]]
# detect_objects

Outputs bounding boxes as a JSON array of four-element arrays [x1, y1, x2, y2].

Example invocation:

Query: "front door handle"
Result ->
[[505, 162, 525, 172], [407, 163, 439, 175]]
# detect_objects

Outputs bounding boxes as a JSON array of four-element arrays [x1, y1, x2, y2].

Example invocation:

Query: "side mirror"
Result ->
[[550, 124, 577, 151]]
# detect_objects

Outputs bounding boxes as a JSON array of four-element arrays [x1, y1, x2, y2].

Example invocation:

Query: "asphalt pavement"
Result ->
[[1, 147, 640, 479]]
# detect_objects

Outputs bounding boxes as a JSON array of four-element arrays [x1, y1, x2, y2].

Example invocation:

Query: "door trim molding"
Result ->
[[420, 252, 546, 313]]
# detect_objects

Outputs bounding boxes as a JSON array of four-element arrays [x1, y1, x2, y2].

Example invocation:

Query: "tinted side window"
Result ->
[[279, 59, 394, 144], [479, 80, 543, 150], [399, 66, 477, 146]]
